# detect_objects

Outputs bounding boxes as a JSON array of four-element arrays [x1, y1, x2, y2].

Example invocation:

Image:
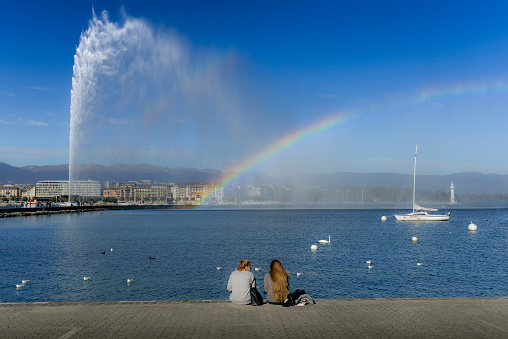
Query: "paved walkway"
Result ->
[[2, 297, 508, 338]]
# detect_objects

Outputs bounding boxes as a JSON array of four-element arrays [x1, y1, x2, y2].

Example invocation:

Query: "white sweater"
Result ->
[[227, 270, 255, 305]]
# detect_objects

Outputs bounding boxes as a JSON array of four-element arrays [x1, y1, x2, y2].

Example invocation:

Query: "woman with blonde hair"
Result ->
[[264, 259, 290, 304], [227, 260, 255, 305]]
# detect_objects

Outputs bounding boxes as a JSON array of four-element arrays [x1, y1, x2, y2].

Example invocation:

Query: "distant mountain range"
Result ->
[[1, 162, 508, 195]]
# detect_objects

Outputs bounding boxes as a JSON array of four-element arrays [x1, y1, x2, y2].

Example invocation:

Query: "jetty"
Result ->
[[0, 204, 186, 218]]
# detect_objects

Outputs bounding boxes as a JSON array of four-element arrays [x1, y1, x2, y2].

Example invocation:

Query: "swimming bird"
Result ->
[[255, 267, 261, 271], [83, 277, 91, 281], [296, 272, 303, 277], [311, 243, 318, 251], [417, 263, 423, 266], [318, 235, 331, 244], [21, 280, 30, 285], [127, 279, 134, 284], [412, 235, 418, 242], [366, 260, 373, 265], [16, 284, 24, 289], [149, 257, 156, 260], [216, 267, 222, 270], [110, 248, 114, 252], [367, 265, 374, 270]]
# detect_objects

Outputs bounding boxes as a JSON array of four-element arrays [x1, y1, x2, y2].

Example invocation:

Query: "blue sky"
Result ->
[[1, 1, 508, 176]]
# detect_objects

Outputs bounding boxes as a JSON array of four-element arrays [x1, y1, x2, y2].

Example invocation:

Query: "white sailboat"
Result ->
[[394, 146, 450, 221]]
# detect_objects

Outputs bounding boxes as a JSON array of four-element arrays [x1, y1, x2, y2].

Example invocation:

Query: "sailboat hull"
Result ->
[[394, 212, 450, 221]]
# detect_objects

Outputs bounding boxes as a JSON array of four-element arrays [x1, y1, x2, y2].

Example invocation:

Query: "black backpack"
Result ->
[[281, 289, 307, 307]]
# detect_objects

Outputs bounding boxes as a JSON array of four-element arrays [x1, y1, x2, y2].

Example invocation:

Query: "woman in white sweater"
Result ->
[[227, 260, 255, 305]]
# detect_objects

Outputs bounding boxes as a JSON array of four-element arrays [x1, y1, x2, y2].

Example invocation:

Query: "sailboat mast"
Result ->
[[413, 145, 418, 213]]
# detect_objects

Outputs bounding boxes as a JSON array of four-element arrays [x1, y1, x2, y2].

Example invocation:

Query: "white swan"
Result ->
[[83, 277, 91, 281], [311, 243, 318, 251], [412, 235, 418, 242], [417, 263, 423, 266], [365, 260, 372, 265], [127, 278, 134, 284], [16, 284, 24, 289], [367, 265, 374, 270], [296, 272, 303, 277], [21, 280, 30, 285], [318, 235, 331, 244], [255, 267, 261, 271], [216, 266, 222, 270]]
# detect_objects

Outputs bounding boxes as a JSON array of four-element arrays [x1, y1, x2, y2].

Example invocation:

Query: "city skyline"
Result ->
[[2, 1, 508, 177]]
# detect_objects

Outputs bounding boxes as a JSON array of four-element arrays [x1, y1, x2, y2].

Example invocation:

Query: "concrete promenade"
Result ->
[[2, 297, 508, 338]]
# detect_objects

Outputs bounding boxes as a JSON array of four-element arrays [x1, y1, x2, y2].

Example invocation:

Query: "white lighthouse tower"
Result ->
[[450, 182, 456, 204]]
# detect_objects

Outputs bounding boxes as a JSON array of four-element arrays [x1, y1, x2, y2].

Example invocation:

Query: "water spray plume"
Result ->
[[69, 10, 248, 196]]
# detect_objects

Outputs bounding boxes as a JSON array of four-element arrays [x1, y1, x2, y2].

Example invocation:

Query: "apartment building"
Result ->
[[0, 185, 21, 200]]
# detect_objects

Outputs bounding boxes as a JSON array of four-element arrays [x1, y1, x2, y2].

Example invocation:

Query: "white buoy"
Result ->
[[381, 216, 387, 222], [412, 235, 418, 242], [468, 221, 477, 232], [311, 243, 318, 251]]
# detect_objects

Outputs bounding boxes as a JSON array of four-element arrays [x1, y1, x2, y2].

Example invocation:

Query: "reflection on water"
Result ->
[[1, 208, 508, 302]]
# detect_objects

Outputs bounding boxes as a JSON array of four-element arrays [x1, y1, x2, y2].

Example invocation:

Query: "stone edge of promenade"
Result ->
[[2, 296, 507, 306]]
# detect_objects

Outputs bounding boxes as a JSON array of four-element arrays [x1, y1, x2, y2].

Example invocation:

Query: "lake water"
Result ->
[[1, 208, 508, 303]]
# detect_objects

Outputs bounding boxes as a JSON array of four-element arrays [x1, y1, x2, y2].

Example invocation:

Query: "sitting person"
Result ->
[[227, 259, 255, 305], [264, 259, 290, 304]]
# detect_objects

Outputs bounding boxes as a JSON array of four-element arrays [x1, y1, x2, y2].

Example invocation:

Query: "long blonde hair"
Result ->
[[237, 260, 251, 271], [269, 259, 290, 303]]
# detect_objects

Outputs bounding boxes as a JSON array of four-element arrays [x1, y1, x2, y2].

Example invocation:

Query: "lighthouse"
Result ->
[[450, 182, 456, 204]]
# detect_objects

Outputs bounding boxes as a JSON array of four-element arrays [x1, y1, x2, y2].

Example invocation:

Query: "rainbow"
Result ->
[[199, 112, 358, 206]]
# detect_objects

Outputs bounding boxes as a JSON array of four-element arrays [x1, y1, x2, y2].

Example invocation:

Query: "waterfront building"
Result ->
[[168, 182, 222, 204], [118, 183, 135, 201], [36, 180, 68, 198], [133, 182, 152, 202], [151, 184, 169, 202], [103, 187, 119, 200], [0, 185, 21, 200], [36, 180, 102, 198], [104, 181, 117, 188]]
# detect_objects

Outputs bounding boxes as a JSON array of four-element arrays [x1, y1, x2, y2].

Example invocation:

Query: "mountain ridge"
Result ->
[[1, 162, 507, 195]]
